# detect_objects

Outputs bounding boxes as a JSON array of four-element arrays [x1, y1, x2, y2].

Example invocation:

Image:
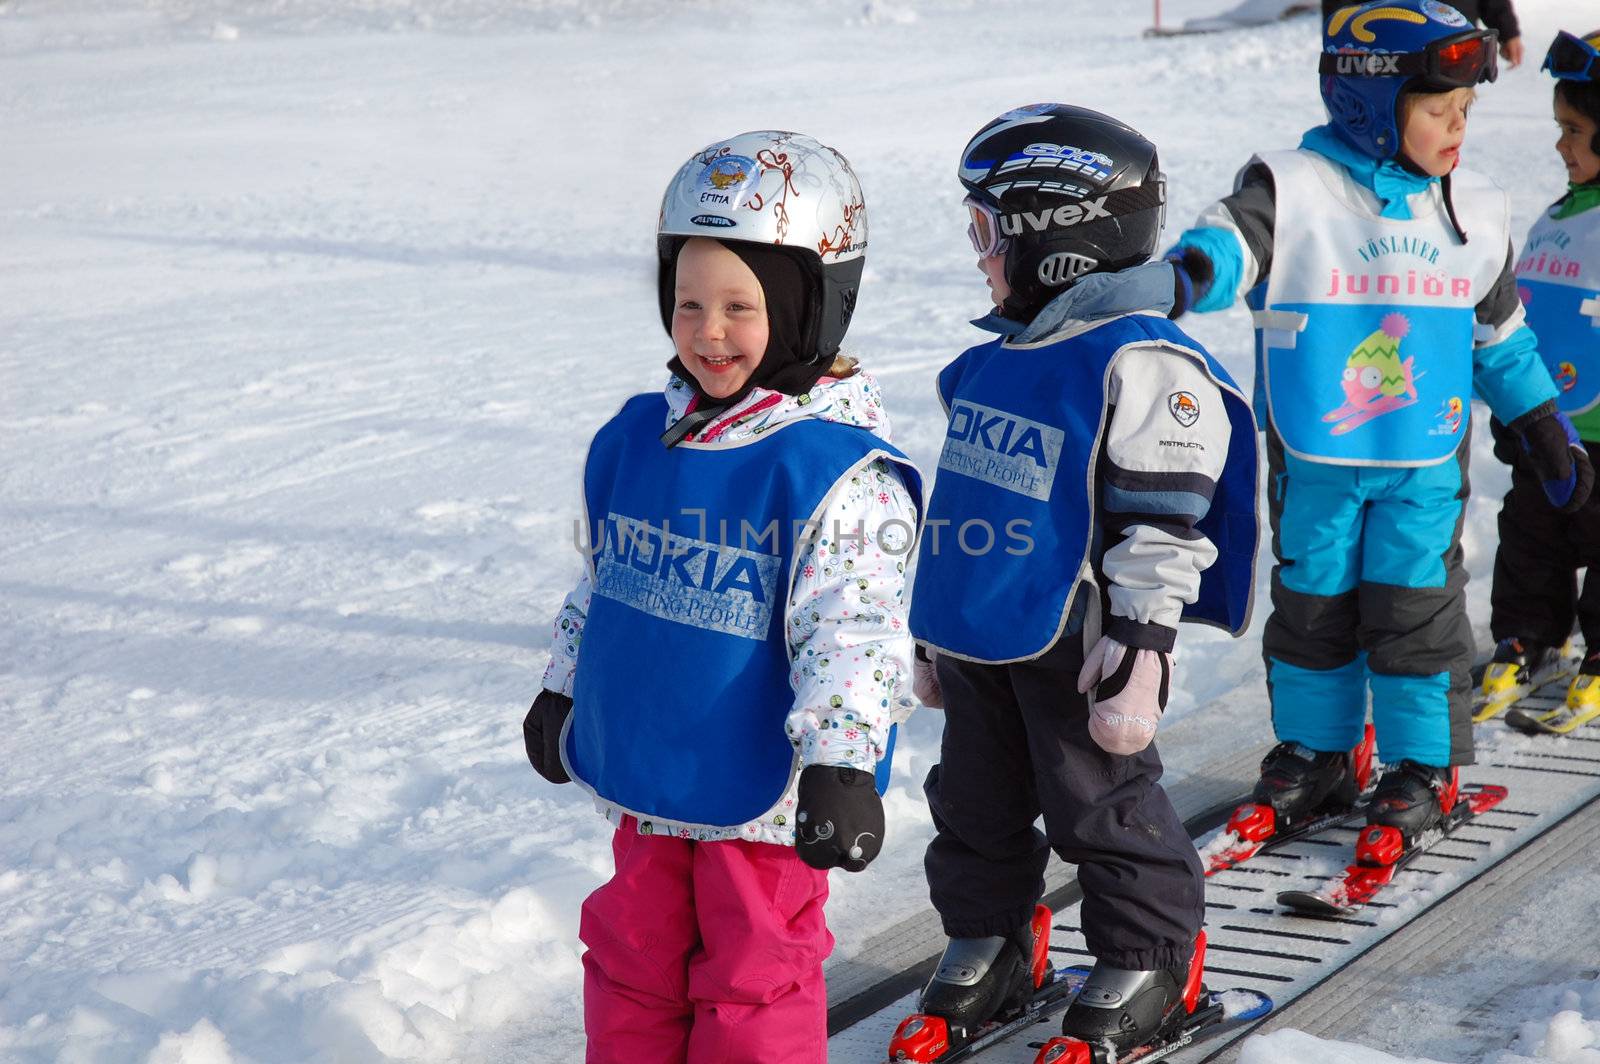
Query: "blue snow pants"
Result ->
[[1261, 429, 1475, 767]]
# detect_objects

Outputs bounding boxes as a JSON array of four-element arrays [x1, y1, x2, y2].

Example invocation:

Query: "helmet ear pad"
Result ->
[[814, 255, 864, 364]]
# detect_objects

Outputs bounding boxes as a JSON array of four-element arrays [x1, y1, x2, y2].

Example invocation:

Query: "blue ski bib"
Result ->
[[909, 315, 1258, 663], [565, 393, 921, 829], [1517, 207, 1600, 417]]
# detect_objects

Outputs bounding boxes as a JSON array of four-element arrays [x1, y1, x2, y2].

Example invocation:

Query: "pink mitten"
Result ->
[[913, 645, 944, 710], [1076, 635, 1171, 755]]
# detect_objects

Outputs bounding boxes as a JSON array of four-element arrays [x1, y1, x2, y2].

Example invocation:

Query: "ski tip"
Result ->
[[1214, 987, 1274, 1022], [1465, 783, 1510, 811], [1276, 889, 1351, 917], [1502, 709, 1548, 735]]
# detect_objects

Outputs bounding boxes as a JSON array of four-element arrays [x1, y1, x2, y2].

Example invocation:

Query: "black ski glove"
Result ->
[[795, 765, 884, 873], [523, 690, 573, 785], [1509, 402, 1595, 513], [1163, 246, 1214, 319]]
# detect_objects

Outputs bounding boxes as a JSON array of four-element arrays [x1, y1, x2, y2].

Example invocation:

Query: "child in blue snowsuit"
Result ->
[[1167, 0, 1592, 838]]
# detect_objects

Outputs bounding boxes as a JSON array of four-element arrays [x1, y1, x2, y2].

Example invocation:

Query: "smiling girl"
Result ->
[[520, 131, 920, 1064]]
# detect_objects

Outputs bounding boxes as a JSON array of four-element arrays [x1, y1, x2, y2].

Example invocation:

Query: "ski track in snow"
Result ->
[[1, 0, 1594, 1060]]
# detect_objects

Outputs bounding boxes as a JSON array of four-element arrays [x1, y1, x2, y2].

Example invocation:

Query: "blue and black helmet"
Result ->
[[1320, 0, 1499, 159]]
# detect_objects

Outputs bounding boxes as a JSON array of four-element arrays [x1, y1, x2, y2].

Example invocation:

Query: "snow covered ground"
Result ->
[[2, 0, 1596, 1060]]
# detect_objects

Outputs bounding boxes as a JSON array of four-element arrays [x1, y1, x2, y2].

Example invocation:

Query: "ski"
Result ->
[[887, 906, 1082, 1063], [1200, 724, 1375, 876], [1504, 678, 1600, 735], [1276, 783, 1509, 916], [1028, 987, 1273, 1064]]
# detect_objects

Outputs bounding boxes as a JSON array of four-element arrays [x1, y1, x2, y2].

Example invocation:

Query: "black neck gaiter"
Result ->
[[666, 242, 827, 410]]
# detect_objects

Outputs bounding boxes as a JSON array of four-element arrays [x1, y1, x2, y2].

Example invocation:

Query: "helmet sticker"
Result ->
[[744, 149, 801, 244], [818, 200, 867, 260], [689, 214, 737, 228], [1419, 0, 1469, 27], [1326, 4, 1425, 44], [696, 155, 758, 209], [1008, 143, 1115, 183], [997, 103, 1056, 120]]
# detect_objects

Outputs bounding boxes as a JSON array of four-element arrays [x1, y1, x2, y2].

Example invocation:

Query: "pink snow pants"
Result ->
[[579, 817, 833, 1064]]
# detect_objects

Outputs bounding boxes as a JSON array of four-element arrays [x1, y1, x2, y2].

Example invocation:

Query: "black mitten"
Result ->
[[523, 690, 573, 785], [795, 765, 884, 873], [1511, 403, 1594, 513]]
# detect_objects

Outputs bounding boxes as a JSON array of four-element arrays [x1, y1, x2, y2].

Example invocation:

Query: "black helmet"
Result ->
[[958, 104, 1166, 320]]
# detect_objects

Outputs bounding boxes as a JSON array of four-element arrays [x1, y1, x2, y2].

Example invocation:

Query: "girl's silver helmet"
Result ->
[[657, 131, 867, 363]]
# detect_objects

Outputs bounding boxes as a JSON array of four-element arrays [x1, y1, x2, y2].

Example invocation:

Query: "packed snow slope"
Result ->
[[1, 0, 1591, 1061]]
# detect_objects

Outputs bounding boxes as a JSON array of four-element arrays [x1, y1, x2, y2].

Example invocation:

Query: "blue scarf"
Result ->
[[1300, 124, 1437, 220]]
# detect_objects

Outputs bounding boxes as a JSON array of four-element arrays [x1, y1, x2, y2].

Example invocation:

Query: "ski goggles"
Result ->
[[962, 180, 1167, 259], [1543, 30, 1600, 82], [963, 195, 1009, 258], [1319, 29, 1498, 87]]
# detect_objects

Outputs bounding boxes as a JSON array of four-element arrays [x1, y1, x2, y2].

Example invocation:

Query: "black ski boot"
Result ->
[[1251, 741, 1360, 825], [915, 922, 1037, 1040], [1366, 761, 1458, 839], [1055, 937, 1202, 1056]]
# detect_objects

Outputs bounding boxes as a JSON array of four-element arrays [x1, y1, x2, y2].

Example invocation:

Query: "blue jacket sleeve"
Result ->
[[1472, 325, 1558, 424], [1171, 227, 1247, 313], [1167, 162, 1277, 315]]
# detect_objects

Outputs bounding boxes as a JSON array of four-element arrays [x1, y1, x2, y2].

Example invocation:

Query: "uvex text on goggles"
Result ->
[[1318, 29, 1499, 89]]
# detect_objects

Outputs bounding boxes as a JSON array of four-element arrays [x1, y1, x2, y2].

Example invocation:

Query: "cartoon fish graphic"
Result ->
[[708, 163, 747, 190], [1323, 312, 1421, 436]]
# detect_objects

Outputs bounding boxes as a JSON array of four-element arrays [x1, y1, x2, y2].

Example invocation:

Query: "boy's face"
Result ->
[[1401, 88, 1473, 178], [671, 238, 770, 401], [1555, 93, 1600, 186], [978, 253, 1010, 308]]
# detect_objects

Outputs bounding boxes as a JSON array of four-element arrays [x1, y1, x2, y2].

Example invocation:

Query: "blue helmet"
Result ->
[[1320, 0, 1499, 159]]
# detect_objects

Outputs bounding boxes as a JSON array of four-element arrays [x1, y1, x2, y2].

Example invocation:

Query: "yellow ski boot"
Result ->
[[1506, 650, 1600, 735], [1476, 638, 1566, 722]]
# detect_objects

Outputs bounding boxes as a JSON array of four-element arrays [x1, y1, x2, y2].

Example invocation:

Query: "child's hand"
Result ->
[[795, 765, 884, 873], [523, 690, 573, 784], [913, 645, 944, 710], [1514, 406, 1595, 513], [1076, 635, 1171, 756]]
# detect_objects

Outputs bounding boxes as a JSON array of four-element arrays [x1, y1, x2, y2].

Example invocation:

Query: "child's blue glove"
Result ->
[[1511, 404, 1594, 513]]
